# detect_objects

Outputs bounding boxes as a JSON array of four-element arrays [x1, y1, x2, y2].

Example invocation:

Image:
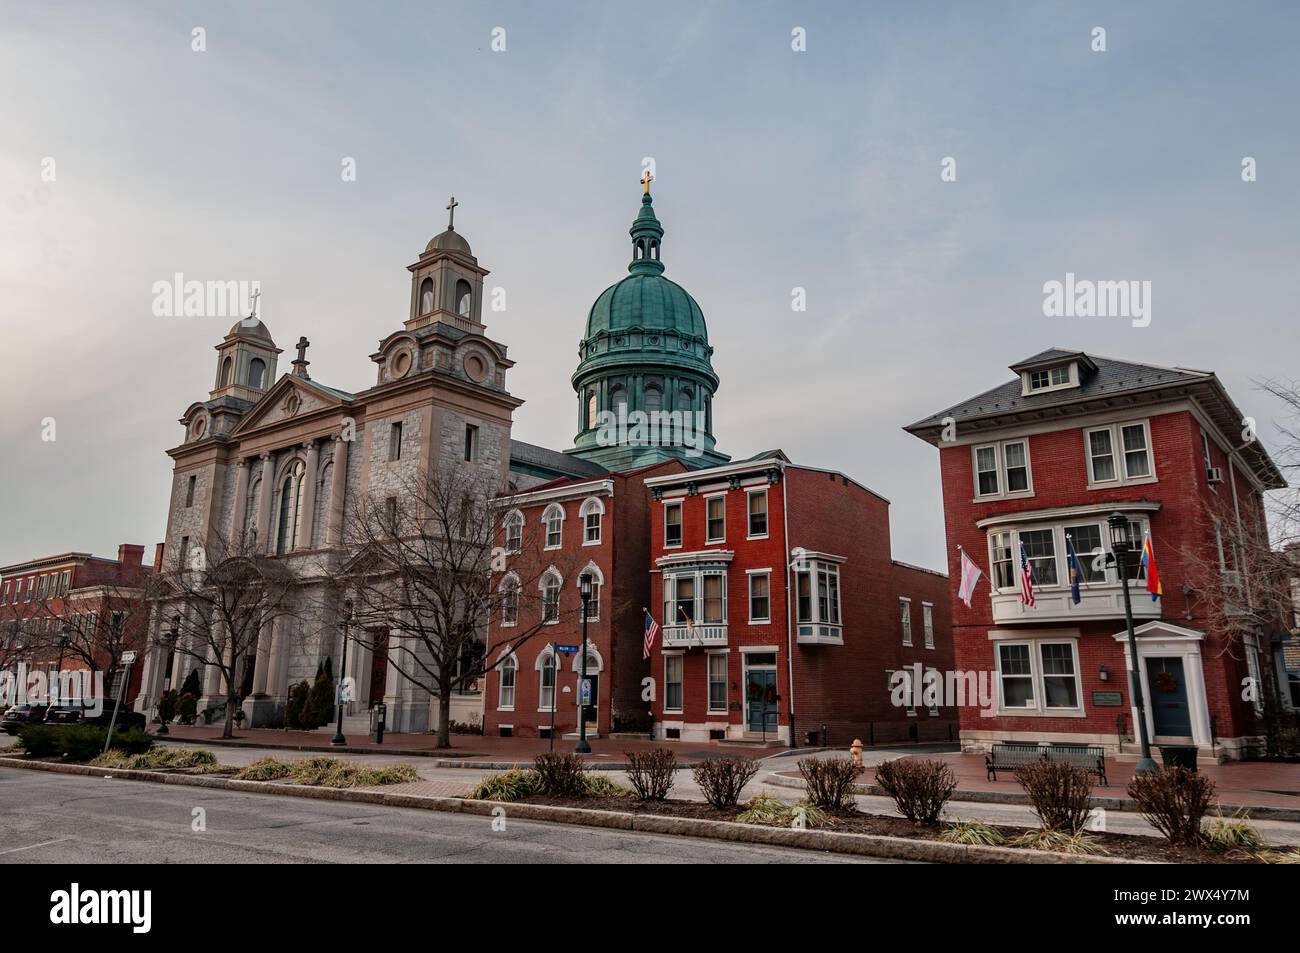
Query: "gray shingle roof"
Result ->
[[509, 440, 609, 480]]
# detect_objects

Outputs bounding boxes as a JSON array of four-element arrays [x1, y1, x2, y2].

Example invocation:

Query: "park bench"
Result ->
[[985, 742, 1108, 786]]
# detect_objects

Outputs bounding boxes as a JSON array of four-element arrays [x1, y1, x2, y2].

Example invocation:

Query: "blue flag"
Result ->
[[1066, 534, 1085, 605]]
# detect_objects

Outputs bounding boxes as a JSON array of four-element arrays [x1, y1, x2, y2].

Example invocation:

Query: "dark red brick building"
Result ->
[[905, 349, 1289, 761], [1, 544, 157, 709], [644, 452, 955, 746], [484, 460, 686, 739]]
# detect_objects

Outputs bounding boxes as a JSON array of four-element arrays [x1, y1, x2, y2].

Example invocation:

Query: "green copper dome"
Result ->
[[567, 188, 727, 471]]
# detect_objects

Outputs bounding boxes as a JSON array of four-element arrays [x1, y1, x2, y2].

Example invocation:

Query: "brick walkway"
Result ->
[[160, 724, 782, 765]]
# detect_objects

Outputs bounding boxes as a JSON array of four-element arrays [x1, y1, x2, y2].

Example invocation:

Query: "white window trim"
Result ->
[[1020, 362, 1078, 396], [972, 439, 1034, 500], [542, 503, 565, 551], [539, 568, 563, 625], [663, 500, 683, 549], [503, 509, 524, 554], [536, 648, 558, 714], [705, 493, 727, 544], [922, 601, 935, 649], [495, 652, 518, 712], [745, 487, 769, 540], [663, 654, 684, 714], [985, 519, 1149, 594], [899, 597, 913, 646], [747, 569, 772, 624], [1084, 419, 1157, 488], [579, 496, 604, 547], [706, 650, 728, 714], [994, 638, 1085, 716], [498, 572, 521, 628], [576, 562, 603, 623]]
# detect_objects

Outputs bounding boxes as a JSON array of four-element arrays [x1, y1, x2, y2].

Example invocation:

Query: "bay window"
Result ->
[[795, 557, 842, 642], [1019, 528, 1058, 585]]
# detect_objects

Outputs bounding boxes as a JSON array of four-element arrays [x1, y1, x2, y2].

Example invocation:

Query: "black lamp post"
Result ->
[[54, 625, 69, 708], [576, 573, 592, 754], [1108, 512, 1158, 775], [332, 599, 352, 746], [158, 615, 180, 735]]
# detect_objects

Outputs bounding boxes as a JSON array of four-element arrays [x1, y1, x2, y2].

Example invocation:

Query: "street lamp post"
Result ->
[[158, 615, 180, 735], [576, 573, 592, 755], [1108, 512, 1159, 775], [332, 599, 353, 746], [54, 625, 69, 708]]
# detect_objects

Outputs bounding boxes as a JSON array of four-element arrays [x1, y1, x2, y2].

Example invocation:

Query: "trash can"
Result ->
[[1160, 746, 1198, 771]]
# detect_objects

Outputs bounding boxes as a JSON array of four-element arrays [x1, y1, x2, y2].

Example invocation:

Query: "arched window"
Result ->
[[248, 358, 266, 389], [540, 568, 562, 623], [542, 503, 564, 549], [503, 510, 523, 552], [455, 280, 473, 318], [586, 389, 598, 429], [577, 562, 604, 622], [644, 384, 662, 415], [537, 648, 557, 711], [275, 460, 306, 555], [499, 573, 520, 626], [610, 385, 628, 417], [635, 239, 645, 260], [496, 652, 517, 710], [419, 277, 435, 314], [679, 386, 694, 411], [219, 356, 232, 387], [650, 240, 660, 261], [579, 497, 604, 545]]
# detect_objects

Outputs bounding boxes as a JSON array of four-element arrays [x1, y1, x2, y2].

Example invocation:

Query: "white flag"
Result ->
[[958, 548, 984, 608]]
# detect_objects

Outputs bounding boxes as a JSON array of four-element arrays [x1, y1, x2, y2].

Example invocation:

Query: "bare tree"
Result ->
[[24, 587, 150, 704], [145, 528, 300, 739], [342, 464, 585, 749]]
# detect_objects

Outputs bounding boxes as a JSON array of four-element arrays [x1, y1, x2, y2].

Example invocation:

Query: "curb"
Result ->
[[764, 773, 1300, 823], [0, 756, 1139, 864]]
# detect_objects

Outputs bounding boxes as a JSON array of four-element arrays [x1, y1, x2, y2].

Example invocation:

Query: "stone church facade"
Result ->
[[135, 217, 541, 732]]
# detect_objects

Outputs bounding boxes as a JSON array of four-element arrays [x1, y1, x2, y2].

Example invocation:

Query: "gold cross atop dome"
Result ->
[[640, 171, 654, 194]]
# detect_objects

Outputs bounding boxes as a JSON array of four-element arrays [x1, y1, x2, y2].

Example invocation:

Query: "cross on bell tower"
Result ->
[[291, 336, 311, 379], [445, 196, 459, 230]]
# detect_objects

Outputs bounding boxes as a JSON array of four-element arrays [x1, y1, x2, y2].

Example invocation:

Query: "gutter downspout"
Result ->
[[781, 465, 796, 748]]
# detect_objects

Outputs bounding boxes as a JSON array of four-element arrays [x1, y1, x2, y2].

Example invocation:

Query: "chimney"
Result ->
[[153, 542, 166, 571], [118, 543, 145, 566]]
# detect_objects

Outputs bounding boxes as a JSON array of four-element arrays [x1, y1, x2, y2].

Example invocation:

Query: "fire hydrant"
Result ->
[[850, 738, 863, 772]]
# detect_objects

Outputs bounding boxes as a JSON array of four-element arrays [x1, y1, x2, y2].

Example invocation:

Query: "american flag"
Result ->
[[1019, 542, 1036, 608], [642, 609, 659, 660]]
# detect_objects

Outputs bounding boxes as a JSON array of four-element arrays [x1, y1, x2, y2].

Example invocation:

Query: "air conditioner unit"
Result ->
[[1207, 467, 1225, 484]]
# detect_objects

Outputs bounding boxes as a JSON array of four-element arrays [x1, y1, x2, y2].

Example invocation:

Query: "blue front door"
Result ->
[[745, 669, 778, 733], [1146, 657, 1192, 737]]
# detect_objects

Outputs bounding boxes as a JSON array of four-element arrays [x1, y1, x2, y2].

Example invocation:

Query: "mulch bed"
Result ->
[[513, 795, 1263, 863]]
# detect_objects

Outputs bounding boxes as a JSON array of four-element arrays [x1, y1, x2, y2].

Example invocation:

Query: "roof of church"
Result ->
[[509, 439, 608, 480], [226, 318, 276, 346]]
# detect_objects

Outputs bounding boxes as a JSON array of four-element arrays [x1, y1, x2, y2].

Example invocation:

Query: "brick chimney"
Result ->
[[118, 543, 146, 566]]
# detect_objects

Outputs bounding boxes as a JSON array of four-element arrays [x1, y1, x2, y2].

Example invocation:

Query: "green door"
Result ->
[[745, 669, 778, 733]]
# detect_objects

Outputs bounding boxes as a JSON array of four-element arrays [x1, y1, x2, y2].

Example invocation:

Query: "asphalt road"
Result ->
[[0, 768, 896, 864]]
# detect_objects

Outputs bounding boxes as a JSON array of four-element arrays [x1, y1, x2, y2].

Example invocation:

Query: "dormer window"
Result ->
[[1022, 362, 1076, 395]]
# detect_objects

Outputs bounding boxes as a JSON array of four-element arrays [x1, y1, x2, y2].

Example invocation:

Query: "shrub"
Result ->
[[16, 724, 61, 758], [581, 773, 633, 798], [179, 668, 202, 701], [234, 757, 295, 782], [1255, 848, 1300, 864], [449, 720, 484, 735], [284, 681, 311, 730], [1009, 830, 1107, 855], [176, 693, 198, 725], [798, 756, 860, 811], [533, 754, 587, 798], [303, 662, 335, 730], [469, 769, 541, 802], [939, 819, 1006, 846], [19, 724, 152, 762], [1014, 759, 1093, 834], [92, 747, 219, 771], [1201, 810, 1264, 851], [737, 793, 831, 829], [625, 748, 676, 801], [691, 756, 759, 810], [873, 758, 956, 825], [1127, 767, 1217, 846], [155, 689, 178, 725]]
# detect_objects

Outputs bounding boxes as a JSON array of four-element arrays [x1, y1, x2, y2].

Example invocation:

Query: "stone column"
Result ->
[[250, 620, 272, 696], [255, 453, 275, 554], [198, 620, 225, 710], [134, 610, 165, 714], [265, 616, 289, 700], [297, 440, 320, 550], [327, 436, 349, 547], [230, 460, 250, 546]]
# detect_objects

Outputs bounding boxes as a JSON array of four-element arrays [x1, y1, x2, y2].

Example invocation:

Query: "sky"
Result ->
[[1, 1, 1298, 571]]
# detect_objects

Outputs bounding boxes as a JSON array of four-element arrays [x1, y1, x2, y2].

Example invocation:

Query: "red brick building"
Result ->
[[484, 460, 686, 739], [905, 349, 1288, 760], [0, 544, 157, 709], [644, 452, 955, 746]]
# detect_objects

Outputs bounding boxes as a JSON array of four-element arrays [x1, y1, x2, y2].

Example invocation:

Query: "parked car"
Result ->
[[82, 700, 147, 733], [1, 703, 50, 734]]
